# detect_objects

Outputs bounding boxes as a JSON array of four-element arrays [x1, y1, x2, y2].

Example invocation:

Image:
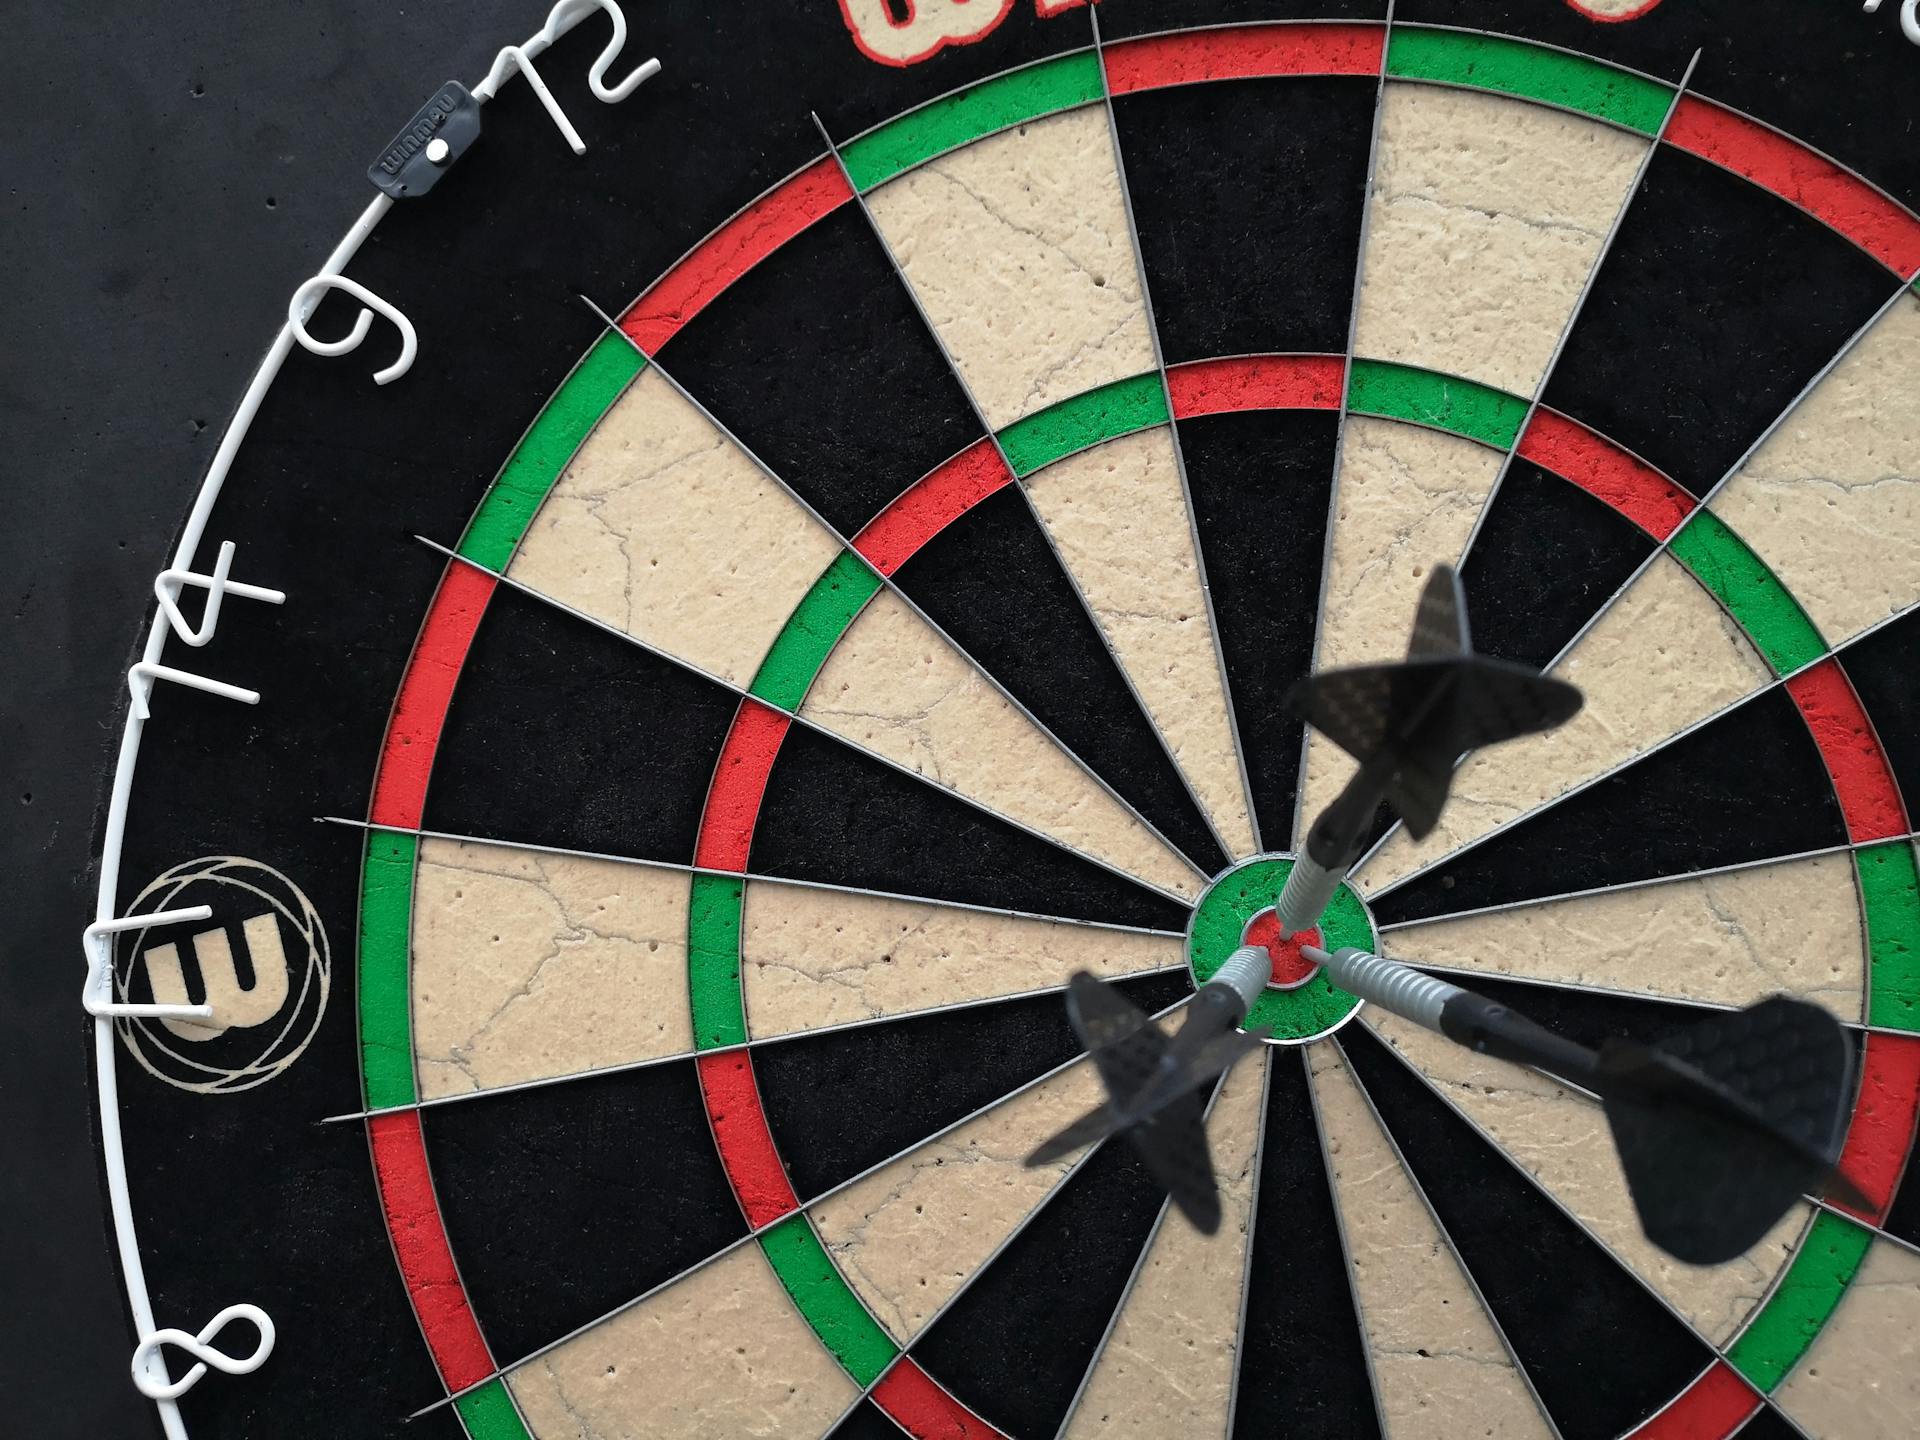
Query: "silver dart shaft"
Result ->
[[1207, 944, 1274, 1016], [1299, 944, 1463, 1030], [1276, 853, 1346, 935]]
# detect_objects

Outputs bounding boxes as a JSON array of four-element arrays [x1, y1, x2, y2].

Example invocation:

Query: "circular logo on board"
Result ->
[[112, 857, 330, 1094], [1564, 0, 1667, 21]]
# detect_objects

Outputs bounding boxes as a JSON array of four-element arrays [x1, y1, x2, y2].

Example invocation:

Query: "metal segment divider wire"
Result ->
[[1089, 1, 1266, 857], [576, 292, 1215, 894], [1287, 0, 1401, 855], [807, 106, 1241, 873], [1359, 592, 1920, 907], [1343, 1012, 1824, 1438], [413, 534, 1198, 909]]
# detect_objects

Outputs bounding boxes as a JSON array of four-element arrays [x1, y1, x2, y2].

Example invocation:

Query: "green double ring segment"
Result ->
[[834, 28, 1682, 199]]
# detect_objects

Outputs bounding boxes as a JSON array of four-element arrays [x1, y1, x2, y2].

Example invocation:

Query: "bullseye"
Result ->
[[1240, 908, 1322, 991], [1186, 855, 1378, 1044]]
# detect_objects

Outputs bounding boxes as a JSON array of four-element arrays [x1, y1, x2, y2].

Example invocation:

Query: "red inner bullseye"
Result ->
[[1242, 908, 1323, 991]]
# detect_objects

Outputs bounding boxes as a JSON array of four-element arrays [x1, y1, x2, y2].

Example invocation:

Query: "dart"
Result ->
[[1024, 949, 1277, 1234], [1301, 941, 1870, 1264], [1275, 564, 1584, 937]]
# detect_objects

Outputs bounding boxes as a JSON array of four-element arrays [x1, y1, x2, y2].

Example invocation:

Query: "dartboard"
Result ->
[[89, 1, 1920, 1437]]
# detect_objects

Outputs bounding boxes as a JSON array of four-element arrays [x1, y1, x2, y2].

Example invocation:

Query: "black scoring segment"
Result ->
[[1731, 1408, 1808, 1440], [421, 1059, 746, 1367], [912, 1124, 1172, 1438], [760, 971, 1190, 1201], [1111, 76, 1376, 362], [1180, 408, 1340, 846], [1231, 1051, 1381, 1440], [1335, 1024, 1710, 1440], [1839, 606, 1920, 823], [890, 484, 1231, 876], [751, 719, 1195, 931], [656, 205, 983, 539], [1374, 686, 1848, 925], [1541, 147, 1895, 500], [432, 580, 1194, 929], [826, 1401, 910, 1439], [1461, 460, 1654, 670], [422, 583, 740, 863]]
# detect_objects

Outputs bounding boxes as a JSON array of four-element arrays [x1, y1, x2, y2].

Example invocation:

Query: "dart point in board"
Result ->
[[1030, 564, 1586, 1232], [1032, 563, 1865, 1265]]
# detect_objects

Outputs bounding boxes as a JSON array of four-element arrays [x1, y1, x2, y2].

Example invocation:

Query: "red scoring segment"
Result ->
[[1622, 1362, 1761, 1440], [696, 700, 795, 872], [1167, 354, 1346, 418], [1785, 662, 1909, 843], [1516, 410, 1695, 542], [695, 1051, 803, 1228], [854, 440, 1014, 576], [870, 1358, 1010, 1439], [620, 157, 856, 356], [1664, 98, 1920, 278], [370, 563, 496, 831], [1832, 1033, 1920, 1223], [1103, 23, 1385, 94], [367, 1111, 497, 1391]]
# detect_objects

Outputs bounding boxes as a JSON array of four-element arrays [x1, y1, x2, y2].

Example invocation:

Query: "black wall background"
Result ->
[[0, 5, 529, 1434]]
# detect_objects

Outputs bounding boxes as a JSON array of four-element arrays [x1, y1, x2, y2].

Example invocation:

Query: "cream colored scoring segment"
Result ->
[[810, 1058, 1106, 1341], [1307, 1046, 1551, 1440], [506, 1241, 856, 1439], [1364, 1012, 1808, 1345], [505, 365, 843, 687], [410, 839, 691, 1099], [1773, 1239, 1920, 1440], [1299, 419, 1504, 839], [863, 107, 1155, 430], [1380, 853, 1863, 1018], [741, 881, 1181, 1038], [800, 587, 1202, 897], [1354, 84, 1648, 397], [1711, 293, 1920, 646], [1023, 428, 1258, 857], [1356, 551, 1772, 893], [1062, 1056, 1264, 1440]]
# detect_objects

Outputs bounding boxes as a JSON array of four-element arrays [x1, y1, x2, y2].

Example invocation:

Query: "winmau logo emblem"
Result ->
[[380, 88, 461, 176]]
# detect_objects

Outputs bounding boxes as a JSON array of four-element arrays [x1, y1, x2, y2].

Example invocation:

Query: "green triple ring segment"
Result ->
[[1188, 856, 1377, 1041]]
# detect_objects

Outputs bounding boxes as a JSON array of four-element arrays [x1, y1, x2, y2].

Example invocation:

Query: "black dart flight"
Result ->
[[1303, 942, 1870, 1264], [1025, 956, 1273, 1234], [1275, 564, 1584, 934], [1028, 563, 1589, 1232]]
